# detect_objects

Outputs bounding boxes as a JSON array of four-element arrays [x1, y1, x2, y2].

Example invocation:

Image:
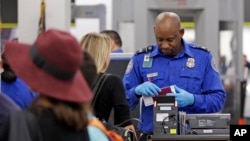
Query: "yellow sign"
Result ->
[[170, 128, 177, 134]]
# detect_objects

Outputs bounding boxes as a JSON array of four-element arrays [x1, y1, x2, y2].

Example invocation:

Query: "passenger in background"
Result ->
[[100, 30, 124, 53], [123, 11, 226, 141], [0, 29, 109, 141], [222, 54, 249, 116], [239, 54, 250, 120], [243, 54, 250, 71], [1, 54, 38, 109], [222, 61, 235, 114], [224, 54, 250, 123], [80, 32, 135, 131], [219, 55, 228, 75]]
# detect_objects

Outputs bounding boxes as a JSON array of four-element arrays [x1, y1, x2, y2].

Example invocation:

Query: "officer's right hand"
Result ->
[[135, 81, 161, 96]]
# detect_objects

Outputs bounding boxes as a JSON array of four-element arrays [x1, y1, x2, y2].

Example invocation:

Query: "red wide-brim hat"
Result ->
[[4, 29, 93, 103]]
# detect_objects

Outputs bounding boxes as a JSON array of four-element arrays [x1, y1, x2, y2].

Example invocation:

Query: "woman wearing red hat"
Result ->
[[0, 29, 109, 141]]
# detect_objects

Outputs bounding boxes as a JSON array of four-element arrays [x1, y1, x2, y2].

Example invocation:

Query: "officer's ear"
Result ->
[[154, 26, 156, 34], [179, 28, 184, 37]]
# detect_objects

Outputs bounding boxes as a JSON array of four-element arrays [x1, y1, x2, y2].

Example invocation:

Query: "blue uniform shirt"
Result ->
[[112, 48, 124, 53], [122, 40, 226, 133]]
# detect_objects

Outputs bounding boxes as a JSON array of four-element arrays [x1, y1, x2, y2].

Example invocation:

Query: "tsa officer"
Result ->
[[122, 12, 226, 141]]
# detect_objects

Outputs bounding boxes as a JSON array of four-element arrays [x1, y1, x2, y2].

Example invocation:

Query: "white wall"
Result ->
[[18, 0, 71, 43], [219, 28, 250, 63], [70, 0, 112, 41], [220, 30, 234, 64], [243, 28, 250, 59]]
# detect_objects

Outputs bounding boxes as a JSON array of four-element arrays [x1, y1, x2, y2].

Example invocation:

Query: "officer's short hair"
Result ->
[[100, 30, 122, 47]]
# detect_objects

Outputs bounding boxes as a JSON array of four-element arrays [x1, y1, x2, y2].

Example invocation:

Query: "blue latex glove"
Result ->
[[135, 81, 161, 96], [167, 85, 194, 107]]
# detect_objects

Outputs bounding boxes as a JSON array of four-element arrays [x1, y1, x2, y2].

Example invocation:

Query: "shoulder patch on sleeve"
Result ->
[[196, 46, 210, 52], [211, 58, 219, 73], [190, 43, 210, 52], [125, 60, 133, 74], [134, 45, 153, 55]]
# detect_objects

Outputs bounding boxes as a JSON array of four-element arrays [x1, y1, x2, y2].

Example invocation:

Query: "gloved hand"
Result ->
[[167, 85, 194, 107], [135, 81, 161, 97]]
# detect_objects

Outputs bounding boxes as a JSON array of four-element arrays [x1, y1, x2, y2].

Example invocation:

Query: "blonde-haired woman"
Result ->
[[80, 32, 135, 131]]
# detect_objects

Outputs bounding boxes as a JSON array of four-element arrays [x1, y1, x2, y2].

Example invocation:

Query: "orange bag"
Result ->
[[89, 119, 124, 141]]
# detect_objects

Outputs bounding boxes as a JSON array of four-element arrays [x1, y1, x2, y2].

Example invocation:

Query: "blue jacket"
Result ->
[[122, 40, 226, 133], [1, 77, 38, 109]]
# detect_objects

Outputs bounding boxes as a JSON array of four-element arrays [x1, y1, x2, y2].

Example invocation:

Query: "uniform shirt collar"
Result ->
[[177, 39, 194, 58], [150, 38, 194, 58], [149, 44, 159, 57]]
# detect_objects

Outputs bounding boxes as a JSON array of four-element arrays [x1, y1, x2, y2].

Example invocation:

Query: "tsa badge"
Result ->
[[186, 58, 195, 68], [125, 59, 133, 74]]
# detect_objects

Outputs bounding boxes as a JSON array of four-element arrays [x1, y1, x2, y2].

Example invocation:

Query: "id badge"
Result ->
[[143, 55, 153, 68]]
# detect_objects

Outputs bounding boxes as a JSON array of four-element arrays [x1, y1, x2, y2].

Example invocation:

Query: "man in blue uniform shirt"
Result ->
[[100, 30, 124, 53], [122, 12, 226, 141]]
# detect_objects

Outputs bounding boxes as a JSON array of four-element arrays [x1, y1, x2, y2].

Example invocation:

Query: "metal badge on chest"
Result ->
[[186, 58, 195, 68]]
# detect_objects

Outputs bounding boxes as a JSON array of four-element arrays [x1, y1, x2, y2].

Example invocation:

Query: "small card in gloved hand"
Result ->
[[158, 85, 176, 96]]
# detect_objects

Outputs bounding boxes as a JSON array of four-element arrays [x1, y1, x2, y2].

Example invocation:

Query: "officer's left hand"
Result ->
[[167, 85, 194, 107]]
